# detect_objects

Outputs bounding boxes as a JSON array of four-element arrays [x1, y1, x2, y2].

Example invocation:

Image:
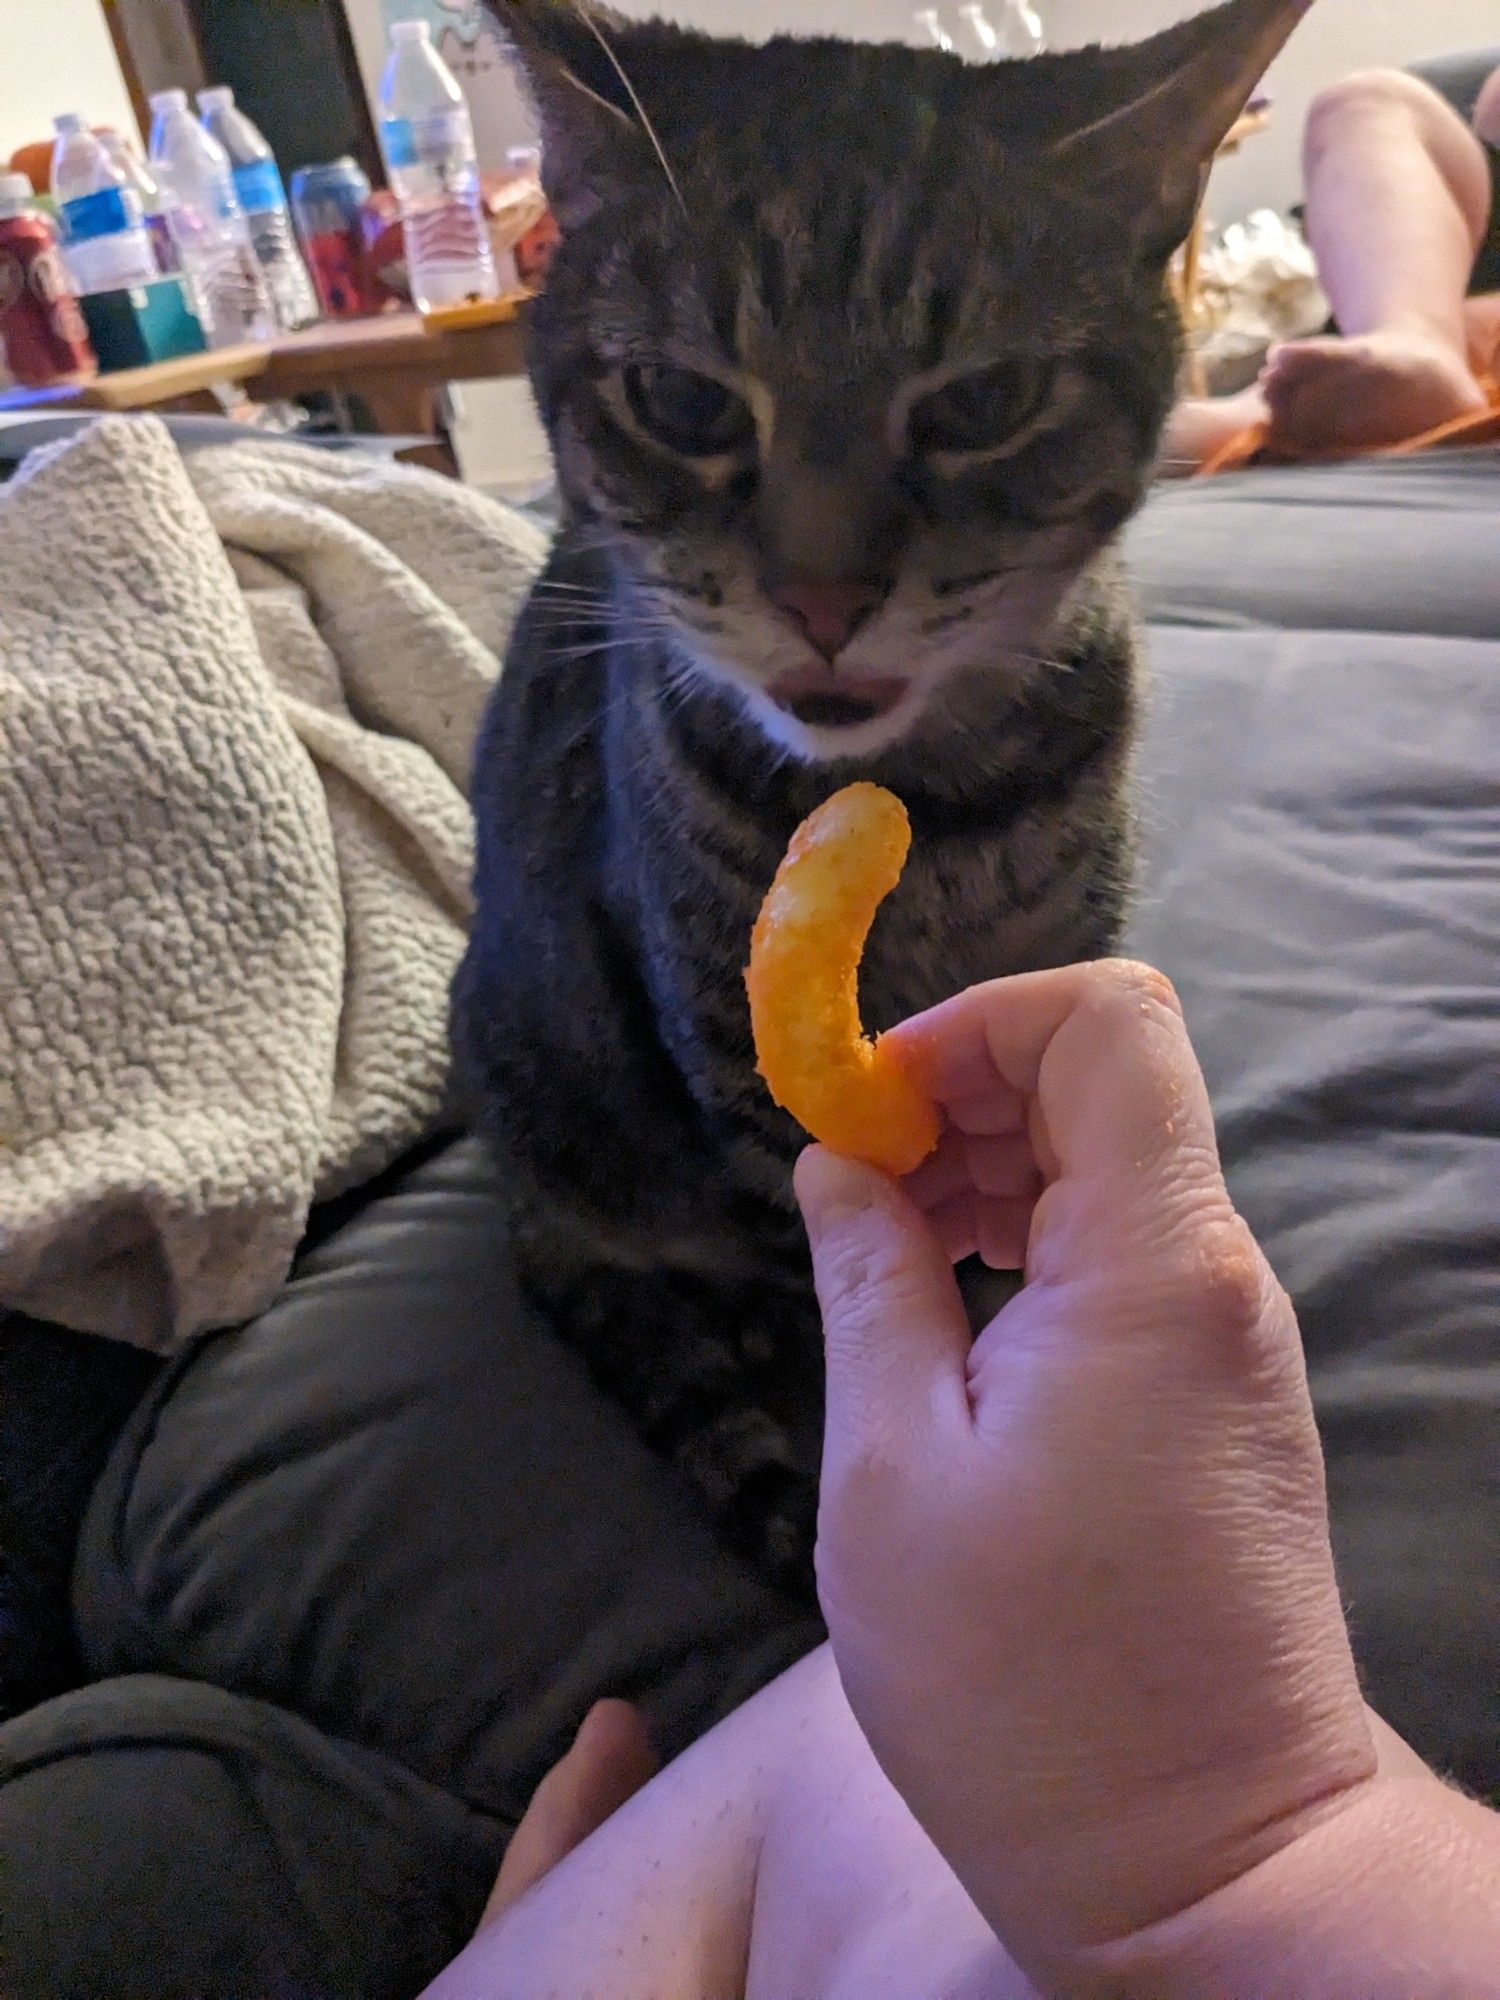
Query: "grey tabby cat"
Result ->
[[455, 0, 1313, 1592]]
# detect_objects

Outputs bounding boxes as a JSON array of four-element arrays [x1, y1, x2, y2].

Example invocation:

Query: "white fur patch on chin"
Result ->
[[676, 645, 929, 762], [739, 678, 929, 762]]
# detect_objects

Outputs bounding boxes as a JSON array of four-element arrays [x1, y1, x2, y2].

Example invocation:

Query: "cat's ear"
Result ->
[[484, 0, 653, 229], [1050, 0, 1313, 261]]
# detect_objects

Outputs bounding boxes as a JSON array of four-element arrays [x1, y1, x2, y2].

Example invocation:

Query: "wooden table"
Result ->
[[258, 308, 526, 463], [0, 340, 270, 414], [0, 304, 529, 472]]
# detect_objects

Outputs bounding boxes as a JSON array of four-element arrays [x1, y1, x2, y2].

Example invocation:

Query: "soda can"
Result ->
[[290, 158, 381, 319], [0, 178, 97, 389]]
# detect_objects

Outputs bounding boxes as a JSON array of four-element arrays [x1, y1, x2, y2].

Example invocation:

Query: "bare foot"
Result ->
[[1262, 329, 1487, 455], [1158, 385, 1269, 476]]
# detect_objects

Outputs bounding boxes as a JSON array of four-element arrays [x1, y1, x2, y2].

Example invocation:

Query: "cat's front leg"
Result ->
[[522, 1217, 824, 1599]]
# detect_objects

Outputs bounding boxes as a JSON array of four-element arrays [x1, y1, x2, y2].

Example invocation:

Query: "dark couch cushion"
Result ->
[[1123, 452, 1499, 1791], [0, 1673, 497, 2000], [0, 1321, 159, 1718], [74, 1137, 821, 1825]]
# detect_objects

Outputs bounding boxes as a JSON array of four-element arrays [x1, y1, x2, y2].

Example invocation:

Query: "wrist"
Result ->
[[1075, 1760, 1500, 2000]]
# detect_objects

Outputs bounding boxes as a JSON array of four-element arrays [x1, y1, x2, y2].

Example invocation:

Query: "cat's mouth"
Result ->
[[768, 669, 910, 730]]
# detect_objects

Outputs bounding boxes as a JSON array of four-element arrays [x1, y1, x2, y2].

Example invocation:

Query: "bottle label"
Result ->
[[232, 158, 286, 215], [381, 110, 470, 171], [59, 186, 136, 244], [380, 117, 417, 170]]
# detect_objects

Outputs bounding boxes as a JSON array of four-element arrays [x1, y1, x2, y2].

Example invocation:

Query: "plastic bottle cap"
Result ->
[[390, 19, 431, 40], [53, 112, 88, 135], [0, 170, 34, 214], [150, 89, 190, 114], [197, 86, 234, 111]]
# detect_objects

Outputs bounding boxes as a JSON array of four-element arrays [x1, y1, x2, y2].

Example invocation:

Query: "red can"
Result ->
[[290, 160, 385, 319], [359, 190, 409, 307], [0, 181, 96, 389]]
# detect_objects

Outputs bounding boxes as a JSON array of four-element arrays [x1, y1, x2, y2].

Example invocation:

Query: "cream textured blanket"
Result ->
[[0, 416, 546, 1349]]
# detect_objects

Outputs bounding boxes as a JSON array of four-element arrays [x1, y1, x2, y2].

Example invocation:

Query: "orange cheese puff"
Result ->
[[746, 782, 940, 1177]]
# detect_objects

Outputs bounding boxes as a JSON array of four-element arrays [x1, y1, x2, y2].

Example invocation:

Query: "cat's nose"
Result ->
[[770, 578, 887, 661]]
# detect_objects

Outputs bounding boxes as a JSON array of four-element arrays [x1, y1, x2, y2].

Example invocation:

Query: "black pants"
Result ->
[[0, 1140, 820, 2000]]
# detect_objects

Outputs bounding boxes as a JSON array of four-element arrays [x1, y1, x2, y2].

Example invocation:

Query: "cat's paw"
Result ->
[[679, 1406, 819, 1600], [732, 1464, 820, 1603]]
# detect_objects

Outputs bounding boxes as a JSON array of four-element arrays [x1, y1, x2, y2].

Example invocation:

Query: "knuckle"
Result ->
[[1194, 1215, 1270, 1334], [1158, 1209, 1274, 1348], [818, 1229, 885, 1323], [816, 1216, 916, 1332]]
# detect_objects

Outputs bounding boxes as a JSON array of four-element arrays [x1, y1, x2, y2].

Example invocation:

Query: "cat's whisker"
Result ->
[[544, 641, 622, 663], [533, 607, 686, 660], [565, 0, 688, 218], [527, 600, 679, 630], [525, 597, 610, 613]]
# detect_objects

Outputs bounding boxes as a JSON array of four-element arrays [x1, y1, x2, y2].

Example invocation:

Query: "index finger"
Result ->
[[888, 959, 1217, 1186]]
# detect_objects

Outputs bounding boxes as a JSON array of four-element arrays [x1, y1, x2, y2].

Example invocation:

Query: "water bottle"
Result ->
[[993, 1, 1045, 57], [378, 19, 498, 312], [197, 86, 318, 329], [50, 113, 159, 294], [148, 88, 275, 346], [97, 128, 179, 276], [915, 3, 1044, 59]]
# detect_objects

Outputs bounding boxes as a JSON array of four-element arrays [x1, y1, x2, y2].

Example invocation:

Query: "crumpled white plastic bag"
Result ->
[[1195, 210, 1330, 391]]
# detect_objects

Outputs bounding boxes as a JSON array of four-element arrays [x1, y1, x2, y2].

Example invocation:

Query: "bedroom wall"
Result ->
[[0, 0, 139, 161], [616, 0, 1500, 223], [1047, 0, 1500, 223]]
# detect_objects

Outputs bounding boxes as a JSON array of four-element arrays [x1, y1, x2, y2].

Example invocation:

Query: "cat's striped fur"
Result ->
[[456, 0, 1314, 1590]]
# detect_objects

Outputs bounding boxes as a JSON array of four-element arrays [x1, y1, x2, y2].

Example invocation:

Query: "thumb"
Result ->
[[795, 1147, 973, 1456]]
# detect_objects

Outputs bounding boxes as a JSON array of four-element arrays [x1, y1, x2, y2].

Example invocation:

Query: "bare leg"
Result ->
[[1264, 70, 1493, 451], [425, 1648, 1037, 2000], [1162, 68, 1496, 473]]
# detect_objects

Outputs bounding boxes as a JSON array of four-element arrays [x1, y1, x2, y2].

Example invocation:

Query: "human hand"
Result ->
[[796, 960, 1378, 1992], [474, 1699, 658, 1931]]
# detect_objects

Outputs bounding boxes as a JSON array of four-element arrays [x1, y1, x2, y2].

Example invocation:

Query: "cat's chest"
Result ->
[[858, 834, 1085, 1032], [644, 813, 1082, 1037]]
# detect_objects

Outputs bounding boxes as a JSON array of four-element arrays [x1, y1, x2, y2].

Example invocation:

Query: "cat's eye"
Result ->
[[623, 363, 755, 458], [908, 359, 1056, 459]]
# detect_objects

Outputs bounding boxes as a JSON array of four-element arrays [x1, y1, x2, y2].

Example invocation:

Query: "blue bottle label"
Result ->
[[59, 186, 133, 244], [380, 117, 417, 170], [232, 158, 286, 215], [381, 110, 470, 172]]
